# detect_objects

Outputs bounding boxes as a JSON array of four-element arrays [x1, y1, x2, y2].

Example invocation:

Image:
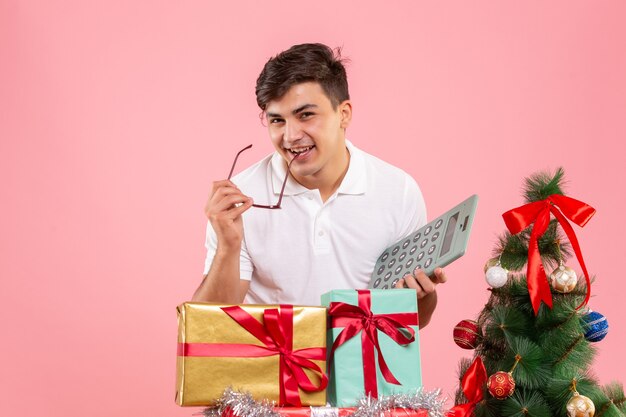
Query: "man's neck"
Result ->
[[319, 150, 350, 202], [293, 145, 351, 203]]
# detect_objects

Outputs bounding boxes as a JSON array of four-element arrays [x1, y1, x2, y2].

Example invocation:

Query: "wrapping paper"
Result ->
[[321, 289, 422, 407], [176, 302, 327, 406]]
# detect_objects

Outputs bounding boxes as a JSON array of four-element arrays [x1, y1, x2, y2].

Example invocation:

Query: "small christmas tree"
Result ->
[[453, 168, 626, 417]]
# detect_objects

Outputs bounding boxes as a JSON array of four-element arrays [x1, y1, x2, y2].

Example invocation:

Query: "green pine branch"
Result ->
[[599, 382, 626, 416], [506, 337, 552, 389], [496, 221, 572, 273], [543, 373, 599, 414], [500, 388, 552, 417], [523, 167, 566, 203], [454, 356, 474, 405]]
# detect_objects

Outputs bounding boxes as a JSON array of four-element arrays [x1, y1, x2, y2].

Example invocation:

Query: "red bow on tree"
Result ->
[[446, 356, 487, 417], [502, 194, 595, 314]]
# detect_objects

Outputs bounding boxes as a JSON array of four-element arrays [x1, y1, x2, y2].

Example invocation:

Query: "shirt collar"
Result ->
[[270, 139, 367, 196]]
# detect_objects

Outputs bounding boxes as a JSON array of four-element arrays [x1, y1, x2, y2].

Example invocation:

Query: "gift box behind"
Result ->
[[321, 289, 422, 407], [176, 302, 327, 407]]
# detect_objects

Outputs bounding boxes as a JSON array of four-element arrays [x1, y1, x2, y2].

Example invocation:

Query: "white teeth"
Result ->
[[289, 146, 313, 154]]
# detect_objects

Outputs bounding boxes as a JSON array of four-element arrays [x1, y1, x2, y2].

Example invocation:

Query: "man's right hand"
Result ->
[[193, 179, 253, 303], [204, 180, 254, 252]]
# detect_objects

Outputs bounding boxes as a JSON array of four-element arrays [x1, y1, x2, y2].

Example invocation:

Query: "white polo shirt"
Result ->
[[203, 141, 426, 306]]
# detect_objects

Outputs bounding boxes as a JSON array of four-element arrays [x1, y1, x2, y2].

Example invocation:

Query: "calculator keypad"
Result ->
[[371, 216, 446, 289]]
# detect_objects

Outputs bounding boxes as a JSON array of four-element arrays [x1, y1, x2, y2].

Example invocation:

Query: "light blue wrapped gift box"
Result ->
[[321, 289, 422, 407]]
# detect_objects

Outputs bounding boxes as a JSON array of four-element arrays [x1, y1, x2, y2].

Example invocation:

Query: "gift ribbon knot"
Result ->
[[502, 194, 595, 315], [177, 305, 327, 407], [328, 290, 418, 398]]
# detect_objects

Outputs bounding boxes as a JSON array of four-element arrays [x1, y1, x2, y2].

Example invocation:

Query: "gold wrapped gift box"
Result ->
[[176, 302, 327, 407]]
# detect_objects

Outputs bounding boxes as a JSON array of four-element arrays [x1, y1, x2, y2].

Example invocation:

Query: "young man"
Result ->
[[192, 43, 446, 328]]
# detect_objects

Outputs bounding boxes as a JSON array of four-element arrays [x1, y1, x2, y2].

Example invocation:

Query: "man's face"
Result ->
[[265, 82, 352, 189]]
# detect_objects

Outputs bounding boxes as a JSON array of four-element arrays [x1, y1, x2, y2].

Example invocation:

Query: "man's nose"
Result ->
[[284, 120, 304, 143]]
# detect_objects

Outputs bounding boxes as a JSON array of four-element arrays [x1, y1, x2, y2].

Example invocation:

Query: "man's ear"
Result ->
[[339, 100, 352, 129]]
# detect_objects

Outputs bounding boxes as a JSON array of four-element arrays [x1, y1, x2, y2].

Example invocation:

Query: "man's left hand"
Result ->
[[395, 267, 447, 297], [395, 267, 447, 328]]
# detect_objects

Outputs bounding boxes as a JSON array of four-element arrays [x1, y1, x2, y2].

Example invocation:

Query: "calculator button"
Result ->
[[381, 252, 389, 261], [431, 232, 440, 241], [392, 278, 399, 287], [402, 239, 410, 249], [417, 251, 424, 261], [392, 246, 400, 255], [428, 245, 436, 255], [384, 272, 392, 280], [424, 258, 432, 268], [374, 278, 381, 287], [399, 252, 407, 261], [406, 259, 414, 268], [413, 233, 421, 242], [435, 219, 443, 229], [378, 265, 385, 275], [415, 263, 422, 269], [382, 285, 389, 289], [424, 226, 432, 236], [420, 239, 428, 248], [388, 259, 396, 268], [395, 266, 403, 274], [409, 246, 417, 255]]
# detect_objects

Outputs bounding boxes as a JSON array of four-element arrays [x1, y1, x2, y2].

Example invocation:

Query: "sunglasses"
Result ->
[[227, 144, 299, 209]]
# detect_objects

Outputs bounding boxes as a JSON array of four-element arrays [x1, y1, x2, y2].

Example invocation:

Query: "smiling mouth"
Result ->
[[287, 145, 315, 156]]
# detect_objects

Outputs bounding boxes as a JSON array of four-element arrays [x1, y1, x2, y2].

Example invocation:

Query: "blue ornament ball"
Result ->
[[581, 311, 609, 342]]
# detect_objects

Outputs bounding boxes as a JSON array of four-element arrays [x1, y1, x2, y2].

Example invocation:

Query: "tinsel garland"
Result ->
[[197, 388, 447, 417], [350, 390, 446, 417], [197, 389, 279, 417]]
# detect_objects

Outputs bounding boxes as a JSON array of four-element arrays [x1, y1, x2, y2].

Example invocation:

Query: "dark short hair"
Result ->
[[255, 43, 350, 111]]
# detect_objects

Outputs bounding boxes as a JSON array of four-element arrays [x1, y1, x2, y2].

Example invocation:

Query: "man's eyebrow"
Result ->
[[266, 104, 318, 119], [292, 104, 318, 115]]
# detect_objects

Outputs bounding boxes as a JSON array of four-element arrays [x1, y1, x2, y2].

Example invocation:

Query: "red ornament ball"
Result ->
[[487, 371, 516, 399], [453, 319, 480, 349]]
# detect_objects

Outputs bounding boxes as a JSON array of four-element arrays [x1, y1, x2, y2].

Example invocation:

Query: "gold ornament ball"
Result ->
[[483, 258, 500, 273], [567, 392, 595, 417], [550, 265, 578, 293]]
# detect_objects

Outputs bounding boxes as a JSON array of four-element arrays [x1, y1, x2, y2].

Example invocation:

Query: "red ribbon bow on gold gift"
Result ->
[[328, 290, 419, 398], [177, 305, 328, 407], [502, 194, 595, 315], [446, 356, 487, 417]]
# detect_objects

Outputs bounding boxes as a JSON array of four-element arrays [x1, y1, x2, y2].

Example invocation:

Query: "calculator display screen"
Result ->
[[440, 212, 459, 256]]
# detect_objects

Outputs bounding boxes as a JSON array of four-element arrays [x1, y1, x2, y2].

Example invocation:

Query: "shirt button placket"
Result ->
[[314, 204, 331, 252]]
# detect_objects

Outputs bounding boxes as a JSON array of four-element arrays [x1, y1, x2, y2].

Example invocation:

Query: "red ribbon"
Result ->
[[502, 194, 595, 315], [274, 407, 356, 417], [177, 305, 328, 407], [272, 407, 427, 417], [446, 356, 487, 417], [327, 290, 418, 398]]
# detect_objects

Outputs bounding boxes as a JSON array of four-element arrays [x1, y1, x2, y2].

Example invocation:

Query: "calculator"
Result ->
[[369, 194, 478, 289]]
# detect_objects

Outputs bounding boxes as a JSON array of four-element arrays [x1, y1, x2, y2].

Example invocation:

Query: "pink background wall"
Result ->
[[2, 2, 625, 416]]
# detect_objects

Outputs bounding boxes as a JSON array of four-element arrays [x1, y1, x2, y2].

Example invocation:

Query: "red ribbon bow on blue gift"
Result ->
[[328, 290, 419, 398], [502, 194, 595, 315]]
